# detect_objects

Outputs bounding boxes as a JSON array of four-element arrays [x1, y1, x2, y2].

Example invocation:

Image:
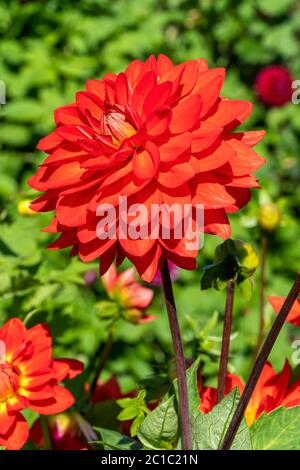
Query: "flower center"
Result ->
[[105, 111, 136, 146], [0, 364, 20, 402]]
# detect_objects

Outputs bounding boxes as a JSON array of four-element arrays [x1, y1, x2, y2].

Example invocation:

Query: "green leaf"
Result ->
[[237, 278, 253, 300], [92, 428, 141, 450], [192, 388, 252, 450], [251, 407, 300, 450], [118, 406, 138, 421], [173, 358, 201, 423], [137, 395, 178, 450]]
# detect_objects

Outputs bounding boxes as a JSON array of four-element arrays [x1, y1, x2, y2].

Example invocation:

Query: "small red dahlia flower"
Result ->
[[30, 412, 90, 450], [255, 65, 293, 107], [269, 296, 300, 326], [199, 361, 300, 426], [0, 318, 83, 450], [102, 264, 155, 323], [29, 55, 265, 281]]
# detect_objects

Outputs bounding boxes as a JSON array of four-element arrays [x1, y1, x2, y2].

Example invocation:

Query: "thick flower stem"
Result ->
[[220, 272, 300, 450], [160, 260, 192, 450], [217, 280, 235, 403], [90, 330, 113, 397]]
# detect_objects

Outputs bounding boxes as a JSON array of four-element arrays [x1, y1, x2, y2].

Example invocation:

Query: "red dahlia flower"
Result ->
[[102, 264, 155, 323], [269, 296, 300, 326], [0, 318, 83, 450], [29, 55, 265, 281], [255, 65, 293, 107], [30, 412, 90, 450], [199, 361, 300, 426]]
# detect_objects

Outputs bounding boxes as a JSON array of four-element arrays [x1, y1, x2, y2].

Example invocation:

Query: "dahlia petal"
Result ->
[[158, 163, 195, 186], [157, 54, 174, 77], [99, 243, 118, 276], [162, 60, 199, 99], [225, 138, 265, 174], [191, 122, 223, 153], [145, 108, 172, 137], [6, 395, 28, 412], [20, 385, 55, 401], [160, 132, 192, 163], [116, 267, 136, 288], [52, 359, 83, 381], [29, 385, 75, 415], [115, 72, 131, 106], [86, 79, 105, 99], [25, 323, 52, 355], [203, 209, 231, 239], [120, 236, 157, 258], [56, 124, 94, 142], [101, 264, 118, 292], [76, 91, 104, 120], [37, 162, 86, 190], [79, 238, 116, 263], [0, 403, 16, 435], [225, 187, 251, 212], [56, 186, 96, 227], [29, 192, 58, 212], [42, 216, 66, 233], [21, 369, 55, 389], [232, 130, 266, 147], [130, 242, 162, 282], [48, 229, 78, 250], [132, 71, 157, 114], [169, 95, 202, 134], [192, 178, 236, 209], [54, 104, 83, 126], [37, 130, 63, 152], [124, 286, 154, 309], [19, 347, 53, 375], [283, 381, 300, 408], [132, 143, 160, 181], [191, 140, 235, 173], [43, 146, 88, 166], [0, 318, 26, 362], [142, 81, 173, 117], [0, 412, 29, 450], [206, 99, 253, 128], [269, 296, 300, 326], [125, 60, 144, 89], [194, 70, 225, 117]]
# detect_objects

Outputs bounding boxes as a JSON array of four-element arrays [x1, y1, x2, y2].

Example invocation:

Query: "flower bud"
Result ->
[[17, 199, 36, 216], [258, 203, 281, 232]]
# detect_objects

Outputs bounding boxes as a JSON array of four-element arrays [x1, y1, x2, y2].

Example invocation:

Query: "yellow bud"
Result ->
[[17, 199, 36, 216], [258, 203, 281, 232], [233, 240, 259, 276]]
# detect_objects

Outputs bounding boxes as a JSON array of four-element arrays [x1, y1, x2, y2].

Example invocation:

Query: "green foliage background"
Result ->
[[0, 0, 300, 413]]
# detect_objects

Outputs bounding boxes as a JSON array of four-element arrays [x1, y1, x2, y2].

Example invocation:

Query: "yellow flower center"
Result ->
[[105, 111, 136, 146], [0, 364, 20, 402]]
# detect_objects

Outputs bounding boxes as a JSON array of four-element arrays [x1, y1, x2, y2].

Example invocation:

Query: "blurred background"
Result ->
[[0, 0, 300, 402]]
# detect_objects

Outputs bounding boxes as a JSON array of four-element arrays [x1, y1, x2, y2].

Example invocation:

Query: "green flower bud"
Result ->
[[201, 239, 259, 295]]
